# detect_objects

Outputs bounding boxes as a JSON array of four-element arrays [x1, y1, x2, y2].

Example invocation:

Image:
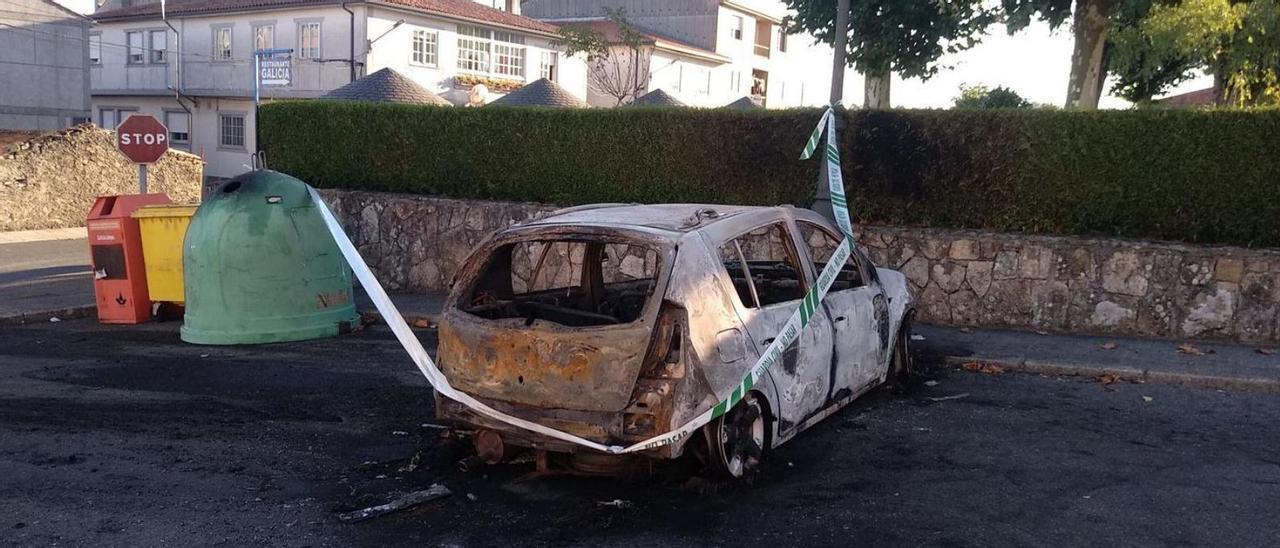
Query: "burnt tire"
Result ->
[[886, 315, 918, 392], [707, 393, 767, 479]]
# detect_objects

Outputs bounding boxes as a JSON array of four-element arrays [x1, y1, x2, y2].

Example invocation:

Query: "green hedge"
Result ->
[[261, 102, 1280, 247]]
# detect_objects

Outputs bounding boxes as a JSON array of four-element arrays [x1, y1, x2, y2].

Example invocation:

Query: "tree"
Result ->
[[1219, 0, 1280, 105], [1002, 0, 1152, 109], [783, 0, 997, 108], [558, 8, 653, 106], [1108, 0, 1243, 104], [1108, 0, 1279, 106], [953, 84, 1036, 108]]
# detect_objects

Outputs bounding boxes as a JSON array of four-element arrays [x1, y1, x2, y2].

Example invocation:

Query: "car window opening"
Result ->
[[463, 239, 660, 327], [797, 221, 866, 291], [719, 223, 806, 308]]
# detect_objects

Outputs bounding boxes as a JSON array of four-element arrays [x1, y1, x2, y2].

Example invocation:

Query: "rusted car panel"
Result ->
[[435, 204, 915, 470], [439, 312, 656, 412]]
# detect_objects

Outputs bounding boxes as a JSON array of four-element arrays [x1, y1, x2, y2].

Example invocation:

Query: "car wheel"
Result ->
[[887, 315, 917, 391], [708, 393, 767, 478]]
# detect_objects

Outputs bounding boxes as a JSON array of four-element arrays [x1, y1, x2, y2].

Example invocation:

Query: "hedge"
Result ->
[[261, 102, 1280, 248]]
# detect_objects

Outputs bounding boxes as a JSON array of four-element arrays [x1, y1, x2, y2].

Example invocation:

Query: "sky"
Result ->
[[826, 19, 1214, 109]]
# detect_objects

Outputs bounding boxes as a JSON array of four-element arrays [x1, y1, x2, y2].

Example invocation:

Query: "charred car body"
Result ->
[[437, 204, 915, 477]]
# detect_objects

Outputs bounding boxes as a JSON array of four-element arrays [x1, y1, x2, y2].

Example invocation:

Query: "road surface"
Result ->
[[0, 237, 92, 319], [1, 319, 1277, 547]]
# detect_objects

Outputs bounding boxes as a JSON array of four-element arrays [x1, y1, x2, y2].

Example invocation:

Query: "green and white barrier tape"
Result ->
[[311, 105, 854, 454]]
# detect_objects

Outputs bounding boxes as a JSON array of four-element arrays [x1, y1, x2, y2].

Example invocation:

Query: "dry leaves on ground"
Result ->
[[962, 362, 1005, 375], [1177, 343, 1213, 356], [1098, 342, 1118, 351], [1097, 373, 1121, 385], [412, 318, 434, 329]]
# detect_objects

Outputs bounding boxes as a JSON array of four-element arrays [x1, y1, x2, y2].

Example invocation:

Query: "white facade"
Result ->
[[89, 1, 587, 179], [525, 0, 835, 108]]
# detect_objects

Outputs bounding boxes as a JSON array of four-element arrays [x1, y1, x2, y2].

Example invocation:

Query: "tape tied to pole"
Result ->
[[310, 106, 853, 454]]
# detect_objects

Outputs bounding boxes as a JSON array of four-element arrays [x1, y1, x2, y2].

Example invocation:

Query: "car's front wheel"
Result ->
[[707, 393, 767, 478]]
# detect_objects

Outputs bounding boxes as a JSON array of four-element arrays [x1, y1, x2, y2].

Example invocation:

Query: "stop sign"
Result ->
[[115, 114, 169, 164]]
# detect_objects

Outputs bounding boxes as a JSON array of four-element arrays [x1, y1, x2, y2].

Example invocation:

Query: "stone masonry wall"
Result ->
[[0, 125, 205, 231], [322, 189, 1280, 344]]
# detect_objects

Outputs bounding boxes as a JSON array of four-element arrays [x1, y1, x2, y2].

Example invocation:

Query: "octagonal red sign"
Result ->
[[115, 114, 169, 164]]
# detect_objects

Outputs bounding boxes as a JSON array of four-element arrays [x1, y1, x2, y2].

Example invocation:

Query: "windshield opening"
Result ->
[[461, 238, 661, 327]]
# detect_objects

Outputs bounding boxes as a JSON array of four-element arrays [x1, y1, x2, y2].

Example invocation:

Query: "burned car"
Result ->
[[436, 204, 915, 477]]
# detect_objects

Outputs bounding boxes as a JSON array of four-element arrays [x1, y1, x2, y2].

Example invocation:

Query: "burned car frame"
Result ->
[[436, 204, 916, 477]]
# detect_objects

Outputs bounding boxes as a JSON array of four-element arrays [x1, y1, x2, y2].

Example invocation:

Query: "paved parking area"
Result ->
[[2, 319, 1279, 547]]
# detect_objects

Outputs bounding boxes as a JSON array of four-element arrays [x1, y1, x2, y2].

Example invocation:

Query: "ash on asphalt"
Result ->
[[1, 319, 1278, 547]]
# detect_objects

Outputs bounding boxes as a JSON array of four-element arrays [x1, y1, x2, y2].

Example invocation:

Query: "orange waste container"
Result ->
[[86, 194, 172, 324]]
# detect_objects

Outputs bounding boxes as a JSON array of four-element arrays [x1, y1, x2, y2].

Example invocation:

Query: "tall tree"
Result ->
[[783, 0, 997, 108], [558, 8, 654, 106], [1003, 0, 1151, 108], [1108, 0, 1279, 106], [1108, 0, 1242, 104]]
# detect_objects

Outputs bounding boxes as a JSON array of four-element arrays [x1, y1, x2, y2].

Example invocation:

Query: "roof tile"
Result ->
[[93, 0, 559, 34]]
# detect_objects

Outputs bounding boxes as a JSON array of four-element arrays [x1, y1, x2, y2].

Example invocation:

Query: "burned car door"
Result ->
[[711, 222, 835, 431], [796, 221, 886, 394]]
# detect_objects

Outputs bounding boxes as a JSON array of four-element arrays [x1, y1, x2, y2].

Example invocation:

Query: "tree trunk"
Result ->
[[1065, 0, 1113, 109], [864, 71, 891, 109]]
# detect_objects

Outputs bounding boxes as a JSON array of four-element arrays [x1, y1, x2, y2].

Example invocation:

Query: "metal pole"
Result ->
[[811, 0, 850, 222], [139, 164, 148, 194], [253, 51, 262, 163]]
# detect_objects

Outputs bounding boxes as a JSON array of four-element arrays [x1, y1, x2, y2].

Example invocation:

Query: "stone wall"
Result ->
[[321, 189, 1280, 343], [859, 227, 1280, 343], [0, 125, 204, 231]]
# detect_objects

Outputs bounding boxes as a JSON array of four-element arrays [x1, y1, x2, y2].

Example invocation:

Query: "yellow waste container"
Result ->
[[133, 204, 199, 304]]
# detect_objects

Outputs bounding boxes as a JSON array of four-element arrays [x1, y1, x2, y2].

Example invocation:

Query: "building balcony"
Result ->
[[91, 58, 351, 99]]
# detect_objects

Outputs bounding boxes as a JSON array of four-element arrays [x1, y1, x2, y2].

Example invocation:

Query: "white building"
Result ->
[[523, 0, 837, 108], [88, 0, 588, 179], [0, 0, 91, 130]]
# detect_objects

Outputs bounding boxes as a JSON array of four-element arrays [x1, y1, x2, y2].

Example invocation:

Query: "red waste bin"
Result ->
[[86, 194, 172, 324]]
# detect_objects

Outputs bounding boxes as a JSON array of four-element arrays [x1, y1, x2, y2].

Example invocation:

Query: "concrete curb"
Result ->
[[942, 356, 1280, 394], [0, 305, 97, 327]]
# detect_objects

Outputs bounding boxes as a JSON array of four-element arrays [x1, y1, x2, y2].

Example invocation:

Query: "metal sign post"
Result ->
[[252, 47, 294, 163]]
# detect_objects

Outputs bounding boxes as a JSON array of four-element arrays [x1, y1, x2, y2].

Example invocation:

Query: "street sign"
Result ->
[[259, 53, 292, 87], [115, 114, 169, 164]]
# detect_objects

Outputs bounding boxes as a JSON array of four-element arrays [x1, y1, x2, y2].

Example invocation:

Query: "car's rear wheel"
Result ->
[[887, 314, 917, 391], [708, 393, 767, 478]]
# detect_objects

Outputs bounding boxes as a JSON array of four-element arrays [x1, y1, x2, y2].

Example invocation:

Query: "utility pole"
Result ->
[[811, 0, 850, 222]]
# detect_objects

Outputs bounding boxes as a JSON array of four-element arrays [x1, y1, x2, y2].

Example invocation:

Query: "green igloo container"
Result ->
[[180, 170, 360, 345]]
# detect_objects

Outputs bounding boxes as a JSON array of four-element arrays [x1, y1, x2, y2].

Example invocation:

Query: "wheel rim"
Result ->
[[718, 395, 765, 477]]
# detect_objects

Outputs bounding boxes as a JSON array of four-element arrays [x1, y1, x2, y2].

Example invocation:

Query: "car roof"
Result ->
[[520, 203, 777, 234]]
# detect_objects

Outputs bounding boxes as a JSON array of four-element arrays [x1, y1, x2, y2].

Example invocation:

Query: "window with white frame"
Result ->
[[212, 25, 233, 61], [457, 25, 526, 78], [729, 69, 741, 93], [457, 25, 490, 72], [411, 29, 437, 67], [219, 113, 246, 149], [540, 51, 557, 81], [730, 15, 744, 40], [253, 24, 275, 51], [99, 107, 136, 129], [674, 64, 683, 92], [149, 30, 166, 63], [89, 33, 101, 64], [494, 42, 525, 78], [126, 31, 143, 64], [699, 68, 710, 95], [297, 21, 321, 59], [164, 110, 190, 147]]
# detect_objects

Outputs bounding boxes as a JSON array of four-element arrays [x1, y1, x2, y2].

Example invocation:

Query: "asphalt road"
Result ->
[[0, 238, 93, 318], [1, 319, 1278, 547]]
